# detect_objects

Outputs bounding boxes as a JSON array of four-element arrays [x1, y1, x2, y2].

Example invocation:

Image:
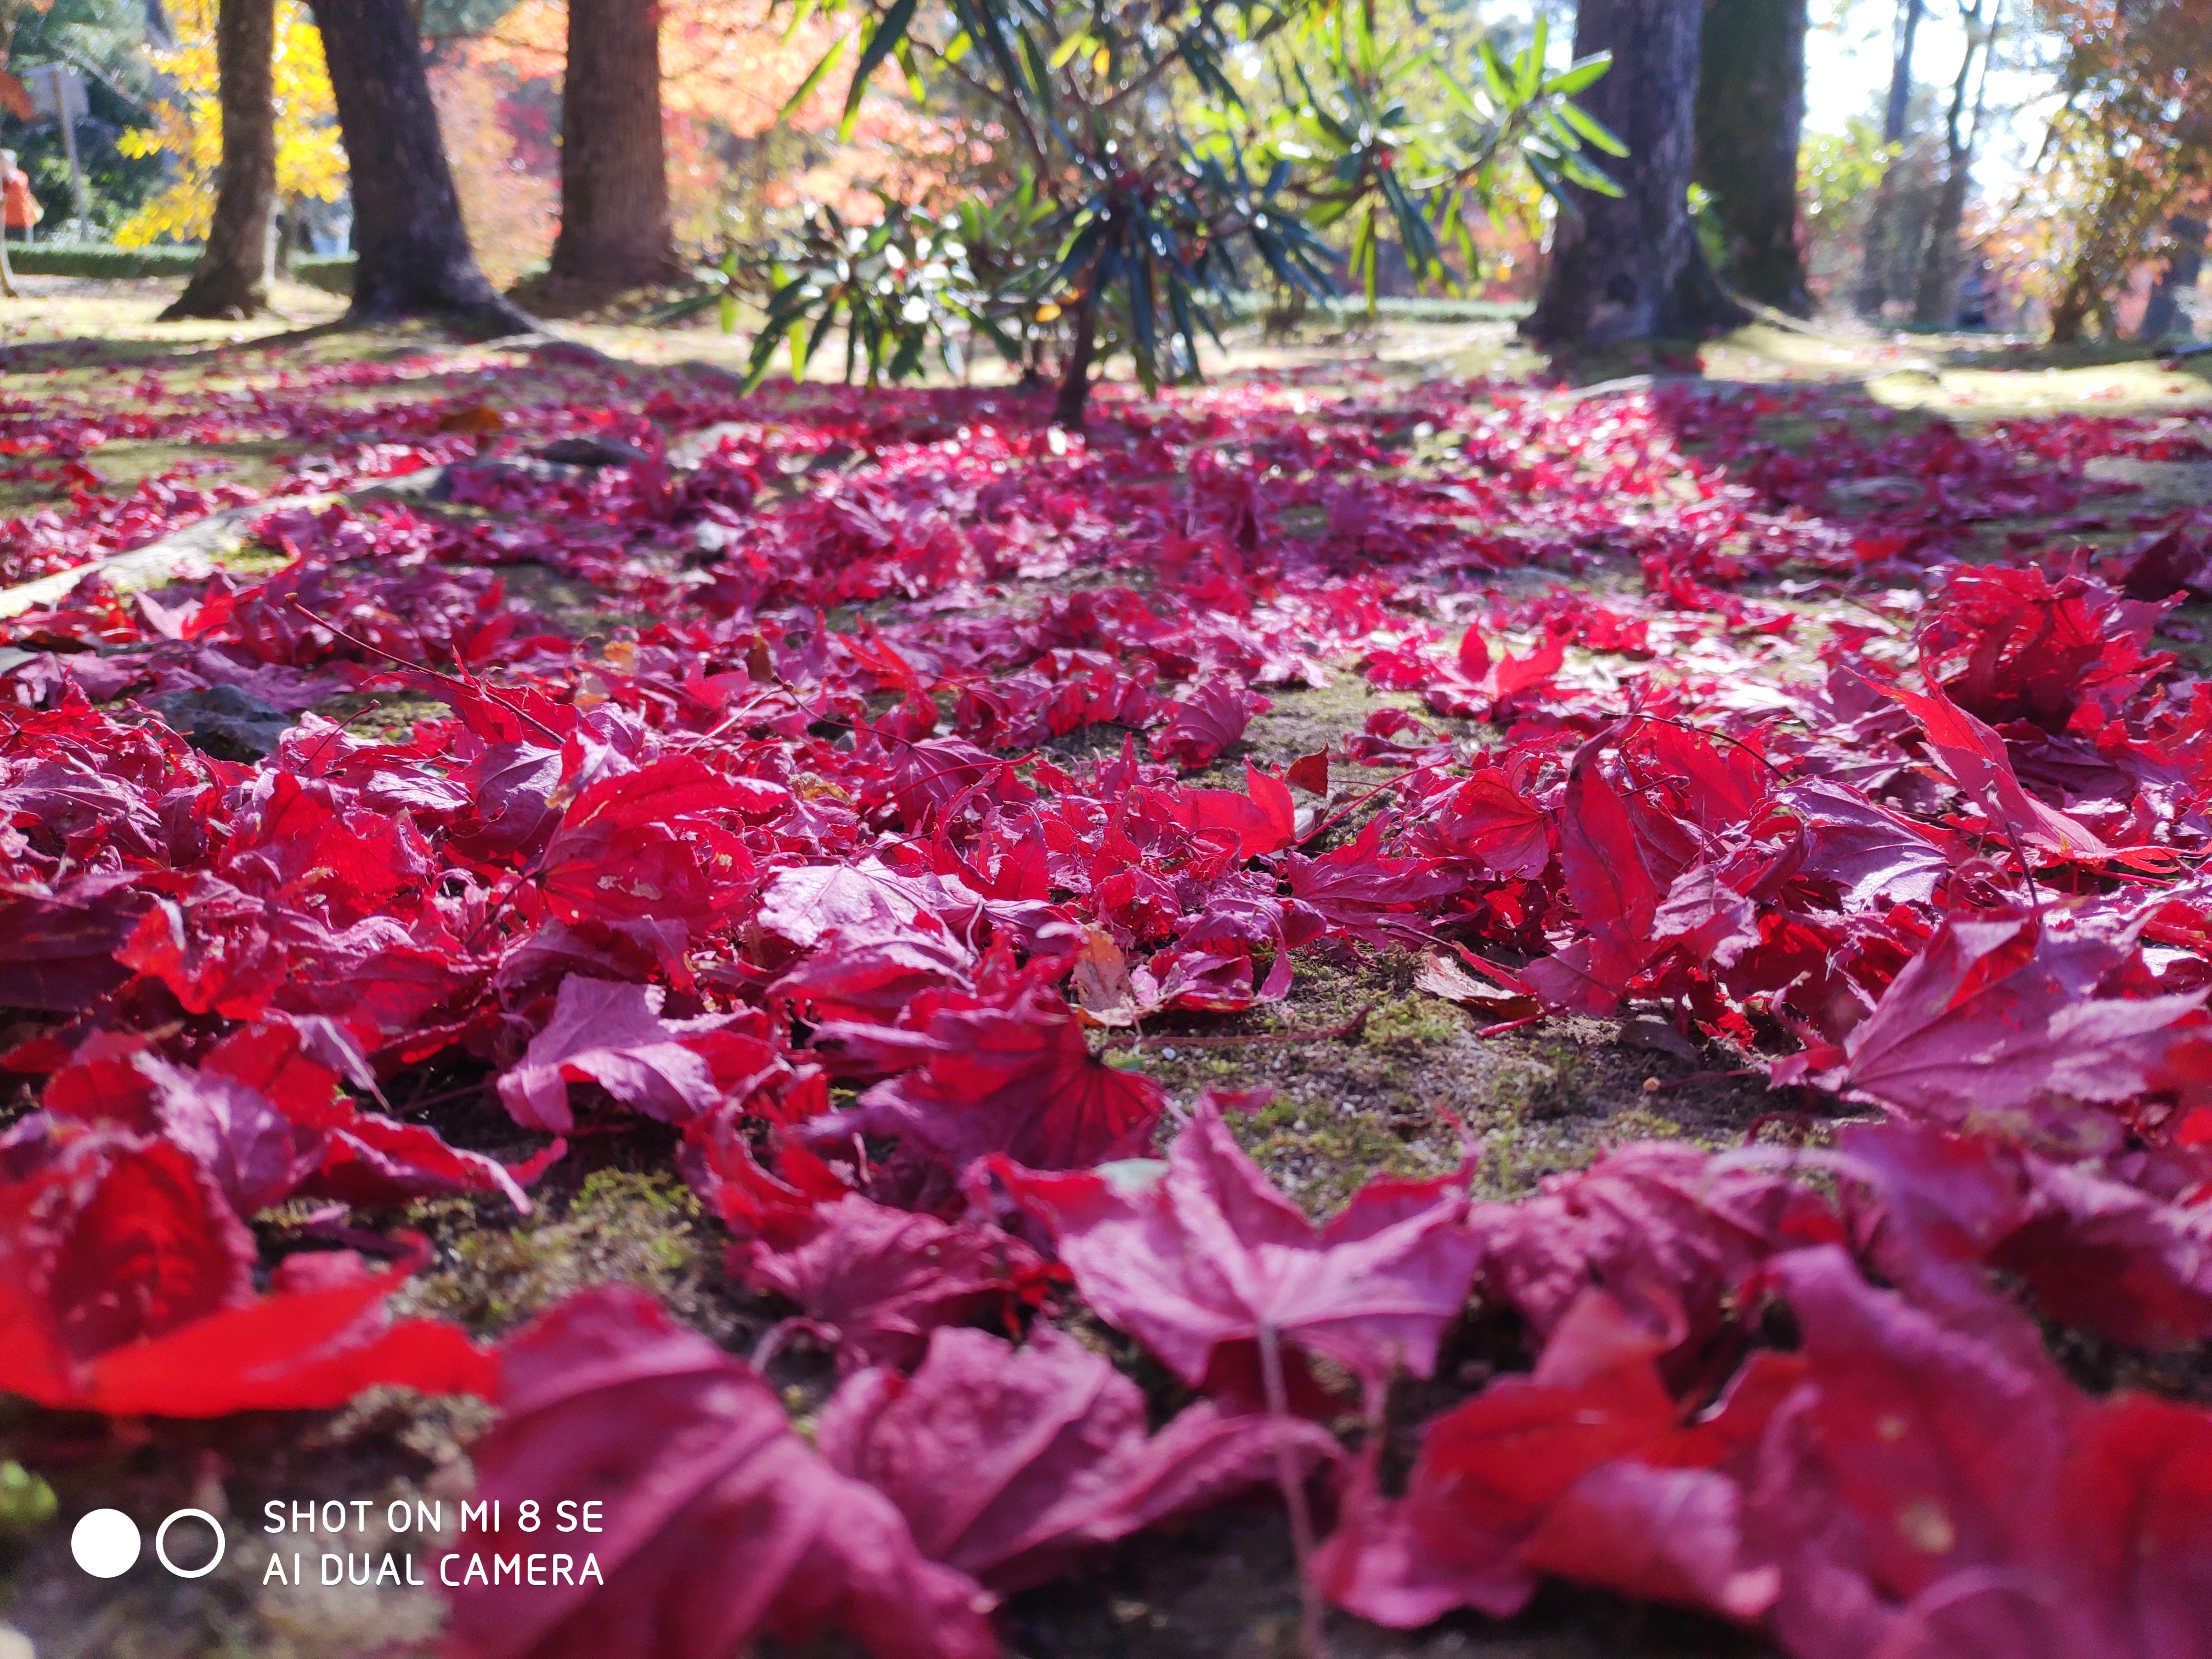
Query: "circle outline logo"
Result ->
[[154, 1508, 225, 1579]]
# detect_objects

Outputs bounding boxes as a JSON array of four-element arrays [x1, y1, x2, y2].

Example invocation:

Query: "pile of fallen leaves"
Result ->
[[5, 350, 2212, 1659]]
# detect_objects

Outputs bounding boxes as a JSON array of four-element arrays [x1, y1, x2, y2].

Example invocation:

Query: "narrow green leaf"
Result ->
[[1539, 52, 1611, 97], [1558, 98, 1629, 157], [840, 0, 923, 140], [778, 33, 849, 123]]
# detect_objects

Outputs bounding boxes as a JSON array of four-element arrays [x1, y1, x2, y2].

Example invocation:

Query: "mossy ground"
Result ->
[[3, 278, 2202, 1658]]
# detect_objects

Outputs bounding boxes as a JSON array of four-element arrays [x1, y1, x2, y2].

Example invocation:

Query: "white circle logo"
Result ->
[[70, 1509, 140, 1578], [154, 1509, 225, 1579]]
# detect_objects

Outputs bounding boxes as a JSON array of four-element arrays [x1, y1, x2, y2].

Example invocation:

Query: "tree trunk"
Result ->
[[305, 0, 535, 336], [163, 0, 276, 320], [1694, 0, 1811, 314], [1911, 0, 1997, 328], [2138, 214, 2207, 341], [1526, 0, 1748, 346], [1911, 162, 1971, 325], [1854, 0, 1924, 318], [1053, 282, 1100, 425], [543, 0, 679, 298]]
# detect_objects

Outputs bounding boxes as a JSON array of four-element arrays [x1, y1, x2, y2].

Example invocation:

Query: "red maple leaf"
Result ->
[[818, 1325, 1336, 1592], [440, 1286, 995, 1659], [993, 1092, 1481, 1407], [0, 1129, 493, 1415]]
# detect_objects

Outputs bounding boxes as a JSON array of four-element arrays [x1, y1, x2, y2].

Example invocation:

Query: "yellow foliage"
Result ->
[[114, 0, 346, 248]]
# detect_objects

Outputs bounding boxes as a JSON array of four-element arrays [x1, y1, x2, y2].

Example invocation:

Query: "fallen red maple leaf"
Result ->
[[1750, 1244, 2212, 1659], [733, 1191, 1047, 1371], [808, 947, 1166, 1191], [498, 974, 777, 1131], [1314, 1287, 1795, 1626], [1472, 1140, 1842, 1363], [1888, 674, 2166, 868], [817, 1324, 1338, 1591], [1839, 1117, 2212, 1354], [1774, 910, 2211, 1142], [992, 1091, 1482, 1408], [440, 1285, 996, 1659], [0, 1128, 493, 1415], [1150, 679, 1270, 769]]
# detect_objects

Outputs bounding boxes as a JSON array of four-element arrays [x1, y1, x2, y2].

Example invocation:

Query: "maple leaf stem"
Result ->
[[1477, 1012, 1548, 1038], [1998, 814, 2046, 917], [1257, 1321, 1330, 1659]]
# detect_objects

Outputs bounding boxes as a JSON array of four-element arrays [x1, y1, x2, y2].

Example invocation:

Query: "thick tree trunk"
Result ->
[[1526, 0, 1748, 346], [544, 0, 680, 297], [1854, 0, 1924, 318], [163, 0, 276, 320], [305, 0, 535, 336], [1694, 0, 1811, 315], [2138, 214, 2207, 341]]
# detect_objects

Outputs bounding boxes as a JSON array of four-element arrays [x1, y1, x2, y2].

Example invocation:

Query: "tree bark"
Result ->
[[543, 0, 680, 298], [1694, 0, 1811, 315], [1053, 281, 1100, 425], [305, 0, 535, 335], [2138, 214, 2207, 341], [1526, 0, 1748, 346], [1911, 0, 1998, 328], [1854, 0, 1925, 318], [163, 0, 276, 320]]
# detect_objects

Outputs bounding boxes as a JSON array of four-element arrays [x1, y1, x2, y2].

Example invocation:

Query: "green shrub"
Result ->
[[8, 242, 200, 279], [4, 242, 356, 295]]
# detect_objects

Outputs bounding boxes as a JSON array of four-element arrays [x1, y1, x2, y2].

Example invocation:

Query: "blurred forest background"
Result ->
[[0, 0, 2204, 345]]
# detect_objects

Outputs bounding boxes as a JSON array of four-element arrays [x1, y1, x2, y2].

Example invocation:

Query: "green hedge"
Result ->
[[4, 242, 356, 295], [8, 243, 199, 279], [290, 255, 354, 295]]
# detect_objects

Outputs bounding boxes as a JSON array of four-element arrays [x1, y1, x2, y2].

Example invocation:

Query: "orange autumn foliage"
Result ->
[[465, 0, 959, 244]]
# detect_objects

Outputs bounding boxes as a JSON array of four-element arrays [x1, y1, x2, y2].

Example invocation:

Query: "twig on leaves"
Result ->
[[284, 597, 569, 745], [1628, 712, 1790, 778], [1641, 1067, 1758, 1094], [1298, 755, 1462, 848], [301, 697, 383, 767]]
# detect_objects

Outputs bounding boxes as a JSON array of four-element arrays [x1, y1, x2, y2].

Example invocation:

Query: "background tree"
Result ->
[[0, 0, 163, 233], [1692, 0, 1810, 313], [536, 0, 682, 307], [1909, 0, 2000, 326], [2138, 211, 2207, 341], [160, 0, 274, 317], [304, 0, 534, 333], [2030, 0, 2212, 341], [115, 0, 341, 251], [1853, 0, 1923, 315], [726, 0, 1615, 421], [1526, 0, 1745, 345]]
